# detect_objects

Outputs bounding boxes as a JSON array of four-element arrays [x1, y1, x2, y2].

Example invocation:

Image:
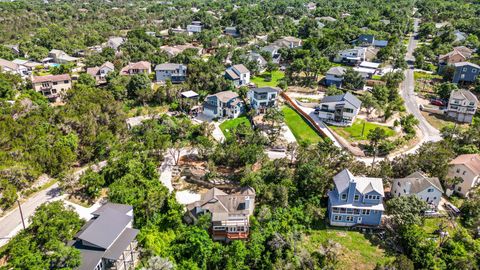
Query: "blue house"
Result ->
[[328, 169, 384, 227], [452, 62, 480, 84]]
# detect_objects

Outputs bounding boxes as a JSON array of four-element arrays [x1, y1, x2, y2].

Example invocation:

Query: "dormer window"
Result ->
[[341, 193, 347, 200], [354, 194, 359, 201]]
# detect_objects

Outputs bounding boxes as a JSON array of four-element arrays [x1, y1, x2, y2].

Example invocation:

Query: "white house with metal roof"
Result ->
[[447, 89, 478, 123]]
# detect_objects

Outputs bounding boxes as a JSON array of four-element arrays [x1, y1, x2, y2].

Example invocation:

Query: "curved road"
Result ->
[[401, 18, 441, 145]]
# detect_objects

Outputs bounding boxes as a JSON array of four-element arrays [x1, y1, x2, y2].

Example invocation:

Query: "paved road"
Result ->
[[401, 18, 441, 144], [0, 183, 61, 246], [0, 161, 108, 247]]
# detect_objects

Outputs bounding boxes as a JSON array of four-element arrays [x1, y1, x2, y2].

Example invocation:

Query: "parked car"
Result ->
[[430, 99, 445, 106]]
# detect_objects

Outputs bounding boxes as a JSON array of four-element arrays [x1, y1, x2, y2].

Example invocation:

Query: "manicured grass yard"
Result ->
[[282, 106, 323, 144], [330, 119, 395, 142], [251, 70, 285, 87], [304, 228, 394, 269], [219, 116, 252, 139]]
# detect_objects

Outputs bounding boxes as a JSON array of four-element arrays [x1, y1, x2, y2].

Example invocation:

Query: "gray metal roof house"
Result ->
[[70, 203, 138, 270]]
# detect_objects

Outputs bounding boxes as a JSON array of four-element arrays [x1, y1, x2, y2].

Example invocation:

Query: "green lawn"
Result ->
[[219, 116, 252, 139], [304, 228, 394, 269], [251, 70, 285, 87], [282, 106, 323, 144], [414, 71, 442, 81], [330, 119, 395, 142]]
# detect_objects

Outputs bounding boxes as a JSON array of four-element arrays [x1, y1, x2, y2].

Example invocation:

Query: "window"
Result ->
[[457, 186, 462, 192], [433, 197, 437, 200], [53, 82, 58, 85], [344, 108, 354, 113], [403, 189, 406, 193], [332, 207, 339, 213], [463, 171, 466, 175], [397, 182, 401, 186], [341, 193, 347, 200], [346, 208, 354, 214], [213, 226, 226, 231], [463, 67, 467, 72], [361, 209, 370, 215], [333, 215, 342, 221], [427, 188, 434, 192], [346, 216, 354, 222], [354, 194, 359, 201], [473, 68, 477, 73], [64, 80, 69, 83], [353, 209, 360, 215], [456, 168, 461, 173]]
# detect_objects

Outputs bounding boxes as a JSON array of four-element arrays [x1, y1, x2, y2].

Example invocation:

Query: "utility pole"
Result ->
[[17, 200, 26, 230]]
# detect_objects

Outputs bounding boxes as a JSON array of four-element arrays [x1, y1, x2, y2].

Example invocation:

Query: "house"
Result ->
[[333, 47, 367, 65], [317, 92, 362, 125], [203, 90, 245, 119], [452, 62, 479, 84], [160, 44, 203, 58], [31, 74, 72, 102], [447, 89, 478, 123], [107, 37, 126, 51], [355, 34, 389, 48], [154, 63, 187, 83], [0, 58, 28, 77], [70, 203, 138, 270], [247, 87, 279, 113], [325, 66, 347, 87], [86, 61, 115, 85], [392, 171, 444, 208], [224, 27, 240, 37], [187, 21, 202, 33], [180, 90, 201, 115], [246, 52, 267, 72], [12, 59, 41, 73], [438, 46, 474, 73], [120, 61, 151, 76], [225, 64, 250, 87], [261, 45, 281, 64], [186, 187, 255, 241], [47, 49, 79, 64], [454, 30, 467, 43], [328, 169, 384, 227], [170, 26, 188, 34], [305, 2, 316, 10], [273, 36, 302, 49], [447, 154, 480, 197], [438, 46, 473, 67]]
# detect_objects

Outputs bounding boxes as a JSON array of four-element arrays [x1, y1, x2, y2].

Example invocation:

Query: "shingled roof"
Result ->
[[449, 154, 480, 175], [395, 171, 444, 194]]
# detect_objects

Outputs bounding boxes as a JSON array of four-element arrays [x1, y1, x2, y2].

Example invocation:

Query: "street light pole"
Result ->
[[17, 200, 26, 230]]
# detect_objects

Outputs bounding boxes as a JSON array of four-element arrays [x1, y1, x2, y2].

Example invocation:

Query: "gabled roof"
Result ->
[[395, 171, 444, 194], [225, 68, 239, 80], [76, 207, 132, 249], [453, 61, 480, 69], [208, 90, 239, 103], [0, 58, 19, 70], [449, 154, 480, 175], [31, 74, 71, 83], [232, 64, 250, 74], [449, 89, 478, 103], [321, 92, 362, 109], [326, 66, 346, 76], [333, 169, 384, 196], [155, 63, 185, 71]]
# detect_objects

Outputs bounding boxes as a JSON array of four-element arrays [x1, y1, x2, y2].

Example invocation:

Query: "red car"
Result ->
[[430, 100, 444, 106]]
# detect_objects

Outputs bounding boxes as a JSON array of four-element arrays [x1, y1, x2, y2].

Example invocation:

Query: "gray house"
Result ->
[[452, 62, 480, 84], [247, 87, 279, 113], [155, 63, 187, 83], [447, 89, 478, 123], [225, 64, 250, 87], [328, 169, 384, 227], [70, 203, 138, 270], [325, 67, 347, 87], [317, 92, 362, 125], [203, 90, 245, 119]]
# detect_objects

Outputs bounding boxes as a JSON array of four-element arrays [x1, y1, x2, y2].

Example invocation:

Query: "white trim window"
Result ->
[[345, 216, 354, 222], [333, 215, 342, 221], [361, 209, 371, 215]]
